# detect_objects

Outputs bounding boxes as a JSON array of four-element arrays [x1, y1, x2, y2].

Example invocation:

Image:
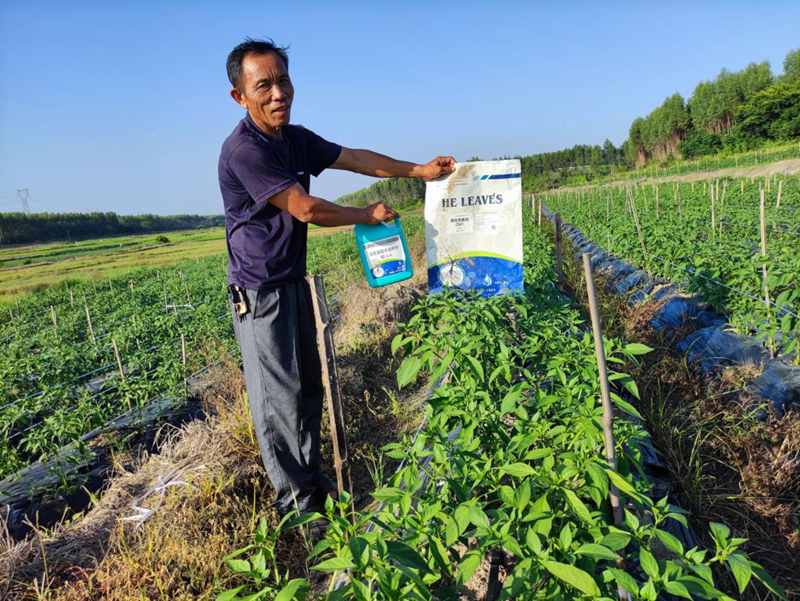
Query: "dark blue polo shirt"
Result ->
[[219, 115, 342, 288]]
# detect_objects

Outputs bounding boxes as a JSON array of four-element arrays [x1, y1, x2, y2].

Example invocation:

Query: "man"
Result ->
[[219, 38, 455, 517]]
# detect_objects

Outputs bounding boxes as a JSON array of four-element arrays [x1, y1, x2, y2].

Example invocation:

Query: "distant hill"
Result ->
[[0, 212, 225, 245]]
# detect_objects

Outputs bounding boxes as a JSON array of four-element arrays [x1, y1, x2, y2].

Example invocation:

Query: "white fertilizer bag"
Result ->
[[424, 159, 523, 296]]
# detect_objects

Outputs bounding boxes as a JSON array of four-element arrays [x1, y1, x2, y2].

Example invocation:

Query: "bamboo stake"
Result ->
[[538, 199, 542, 227], [775, 180, 783, 210], [741, 180, 744, 194], [760, 191, 774, 360], [69, 290, 74, 305], [50, 305, 57, 329], [306, 275, 353, 512], [582, 253, 629, 601], [555, 213, 564, 291]]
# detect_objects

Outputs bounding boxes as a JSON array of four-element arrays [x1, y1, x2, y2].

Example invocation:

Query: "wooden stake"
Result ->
[[538, 199, 542, 227], [50, 305, 57, 329], [655, 186, 659, 219], [113, 339, 125, 381], [583, 253, 629, 601], [69, 290, 74, 305], [181, 332, 187, 399], [555, 213, 564, 291], [760, 191, 774, 359], [776, 180, 783, 210], [83, 293, 96, 344], [306, 275, 352, 510], [741, 179, 744, 194], [710, 182, 716, 238]]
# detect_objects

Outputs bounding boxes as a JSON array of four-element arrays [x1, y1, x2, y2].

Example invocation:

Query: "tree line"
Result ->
[[337, 46, 800, 205], [628, 48, 799, 164], [0, 212, 225, 245]]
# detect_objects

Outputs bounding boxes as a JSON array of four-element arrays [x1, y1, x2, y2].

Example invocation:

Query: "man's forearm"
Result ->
[[301, 196, 368, 227], [334, 148, 427, 179]]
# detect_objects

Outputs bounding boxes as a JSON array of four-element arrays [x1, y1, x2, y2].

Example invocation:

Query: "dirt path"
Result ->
[[558, 158, 800, 192]]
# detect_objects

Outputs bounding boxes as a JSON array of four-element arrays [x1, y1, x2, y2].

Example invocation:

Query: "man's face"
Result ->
[[231, 51, 294, 136]]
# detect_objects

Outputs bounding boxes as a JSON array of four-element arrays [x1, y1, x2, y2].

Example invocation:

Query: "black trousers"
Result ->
[[230, 279, 327, 514]]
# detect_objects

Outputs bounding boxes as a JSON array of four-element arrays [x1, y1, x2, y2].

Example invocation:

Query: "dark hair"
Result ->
[[226, 37, 289, 89]]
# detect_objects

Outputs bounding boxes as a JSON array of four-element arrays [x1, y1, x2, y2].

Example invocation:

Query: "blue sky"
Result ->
[[1, 1, 798, 216]]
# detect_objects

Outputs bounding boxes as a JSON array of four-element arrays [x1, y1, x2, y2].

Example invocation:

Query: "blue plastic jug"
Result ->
[[354, 218, 413, 288]]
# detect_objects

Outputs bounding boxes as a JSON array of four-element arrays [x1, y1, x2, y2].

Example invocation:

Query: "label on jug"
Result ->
[[363, 235, 406, 279]]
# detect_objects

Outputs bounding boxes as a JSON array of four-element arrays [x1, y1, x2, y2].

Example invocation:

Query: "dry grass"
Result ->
[[0, 275, 429, 600]]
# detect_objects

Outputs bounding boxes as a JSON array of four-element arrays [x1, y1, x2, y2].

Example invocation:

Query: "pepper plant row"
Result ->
[[0, 225, 386, 482], [219, 222, 784, 600], [545, 177, 800, 360]]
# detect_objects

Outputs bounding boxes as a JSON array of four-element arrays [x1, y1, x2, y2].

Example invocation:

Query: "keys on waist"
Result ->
[[228, 284, 249, 318]]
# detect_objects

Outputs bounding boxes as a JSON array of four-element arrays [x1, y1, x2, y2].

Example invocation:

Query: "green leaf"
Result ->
[[600, 531, 631, 551], [751, 560, 788, 600], [513, 483, 532, 511], [396, 356, 423, 389], [225, 558, 251, 575], [654, 528, 684, 556], [543, 561, 601, 596], [465, 356, 484, 381], [391, 334, 410, 356], [275, 578, 310, 601], [349, 537, 371, 570], [500, 389, 522, 415], [663, 580, 692, 599], [523, 448, 554, 461], [313, 557, 357, 572], [428, 535, 452, 577], [610, 392, 643, 419], [575, 543, 620, 561], [623, 343, 653, 355], [445, 515, 459, 547], [216, 586, 246, 601], [726, 552, 752, 594], [285, 512, 325, 529], [456, 550, 483, 589], [500, 462, 535, 478], [385, 540, 431, 573], [608, 568, 640, 595], [564, 489, 595, 525], [371, 487, 406, 504], [605, 469, 638, 497], [608, 373, 640, 399], [639, 548, 659, 579]]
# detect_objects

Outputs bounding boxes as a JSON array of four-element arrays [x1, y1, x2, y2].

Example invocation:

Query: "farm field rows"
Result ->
[[0, 218, 421, 487], [544, 176, 800, 359], [218, 219, 785, 600]]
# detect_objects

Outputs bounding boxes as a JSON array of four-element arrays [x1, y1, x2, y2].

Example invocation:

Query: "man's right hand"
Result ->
[[363, 202, 400, 225]]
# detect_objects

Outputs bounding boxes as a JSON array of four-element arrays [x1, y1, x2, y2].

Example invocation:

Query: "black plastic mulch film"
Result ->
[[542, 206, 800, 414]]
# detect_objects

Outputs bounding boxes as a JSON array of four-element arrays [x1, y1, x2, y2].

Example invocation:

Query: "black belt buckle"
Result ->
[[229, 284, 250, 319]]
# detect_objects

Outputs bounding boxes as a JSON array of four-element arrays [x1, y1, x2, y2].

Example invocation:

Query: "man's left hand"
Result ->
[[418, 156, 456, 180]]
